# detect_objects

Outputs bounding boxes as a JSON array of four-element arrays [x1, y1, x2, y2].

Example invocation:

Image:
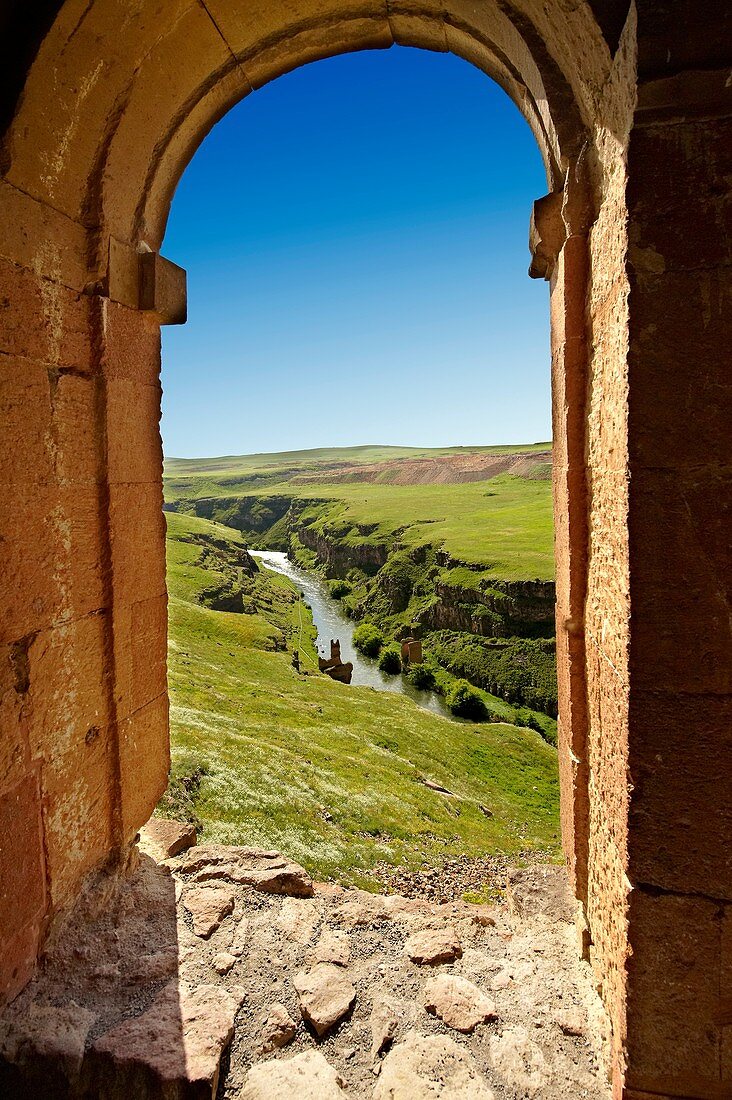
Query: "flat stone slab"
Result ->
[[140, 818, 197, 861], [293, 963, 356, 1037], [176, 845, 314, 897], [405, 926, 462, 965], [91, 981, 245, 1098], [373, 1031, 495, 1099], [241, 1050, 345, 1098], [183, 885, 235, 938], [424, 974, 497, 1033]]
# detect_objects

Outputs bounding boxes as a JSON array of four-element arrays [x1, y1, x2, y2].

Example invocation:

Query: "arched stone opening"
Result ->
[[1, 3, 730, 1097]]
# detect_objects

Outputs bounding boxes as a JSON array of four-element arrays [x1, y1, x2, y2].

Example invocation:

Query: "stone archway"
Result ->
[[1, 4, 730, 1097]]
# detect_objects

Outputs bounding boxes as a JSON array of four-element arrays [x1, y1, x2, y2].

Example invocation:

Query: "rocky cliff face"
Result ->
[[294, 521, 389, 578], [167, 495, 294, 541], [420, 578, 555, 639]]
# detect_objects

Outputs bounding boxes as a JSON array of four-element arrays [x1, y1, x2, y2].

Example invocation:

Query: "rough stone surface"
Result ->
[[261, 1002, 297, 1052], [2, 10, 731, 1100], [506, 867, 574, 923], [405, 926, 462, 965], [0, 1002, 97, 1076], [312, 928, 350, 967], [212, 951, 236, 976], [92, 981, 245, 1097], [183, 885, 235, 938], [489, 1026, 548, 1095], [370, 999, 399, 1058], [374, 1031, 496, 1099], [424, 974, 497, 1033], [140, 817, 197, 861], [0, 847, 609, 1098], [176, 845, 314, 897], [293, 963, 356, 1037], [242, 1050, 345, 1098]]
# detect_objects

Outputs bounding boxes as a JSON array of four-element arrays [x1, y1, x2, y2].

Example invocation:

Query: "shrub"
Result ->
[[378, 646, 402, 675], [352, 622, 384, 658], [329, 579, 351, 600], [408, 663, 437, 691], [447, 679, 488, 721]]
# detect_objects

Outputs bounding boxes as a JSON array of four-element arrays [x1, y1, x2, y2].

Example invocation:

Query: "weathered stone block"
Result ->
[[0, 258, 92, 369], [628, 691, 732, 900], [23, 616, 110, 767], [108, 483, 166, 607], [529, 192, 565, 280], [0, 770, 46, 1003], [131, 594, 168, 716], [101, 299, 161, 385], [139, 252, 187, 325], [105, 378, 163, 485], [52, 372, 103, 487], [41, 731, 115, 909], [627, 267, 732, 469], [627, 116, 732, 273], [242, 17, 394, 89], [629, 466, 731, 695], [1, 479, 107, 644], [388, 1, 447, 51], [0, 180, 90, 292], [119, 694, 170, 839], [112, 594, 168, 723], [625, 889, 727, 1099]]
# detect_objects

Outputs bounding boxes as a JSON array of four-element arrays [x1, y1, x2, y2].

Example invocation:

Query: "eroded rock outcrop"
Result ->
[[175, 845, 314, 897]]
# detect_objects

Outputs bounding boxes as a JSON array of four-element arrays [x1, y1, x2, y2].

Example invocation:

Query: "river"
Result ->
[[251, 550, 453, 719]]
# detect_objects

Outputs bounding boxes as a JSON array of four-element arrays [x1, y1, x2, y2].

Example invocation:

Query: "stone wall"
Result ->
[[0, 2, 730, 1097]]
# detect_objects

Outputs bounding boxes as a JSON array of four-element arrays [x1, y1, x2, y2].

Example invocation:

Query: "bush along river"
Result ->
[[251, 551, 453, 720]]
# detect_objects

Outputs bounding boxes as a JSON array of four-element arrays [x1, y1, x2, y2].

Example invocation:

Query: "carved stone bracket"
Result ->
[[528, 192, 566, 280], [107, 237, 187, 324]]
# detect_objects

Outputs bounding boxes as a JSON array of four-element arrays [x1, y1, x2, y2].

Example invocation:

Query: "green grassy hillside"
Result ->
[[164, 444, 558, 726], [290, 477, 553, 580], [163, 511, 560, 890]]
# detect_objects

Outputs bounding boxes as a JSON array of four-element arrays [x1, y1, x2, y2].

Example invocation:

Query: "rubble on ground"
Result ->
[[0, 822, 611, 1099]]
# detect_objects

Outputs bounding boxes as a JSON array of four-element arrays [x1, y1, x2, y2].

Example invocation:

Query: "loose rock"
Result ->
[[276, 898, 319, 944], [139, 818, 197, 861], [506, 866, 574, 923], [405, 926, 462, 965], [242, 1050, 345, 1098], [312, 928, 350, 967], [261, 1002, 297, 1051], [373, 1031, 495, 1099], [0, 1003, 97, 1078], [213, 951, 236, 976], [424, 974, 497, 1033], [489, 1025, 548, 1095], [178, 845, 314, 897], [183, 886, 235, 938], [370, 999, 399, 1058], [294, 963, 356, 1037], [555, 1007, 585, 1036]]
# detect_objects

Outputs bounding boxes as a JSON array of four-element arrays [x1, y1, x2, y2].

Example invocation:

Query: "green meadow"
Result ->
[[163, 510, 560, 890]]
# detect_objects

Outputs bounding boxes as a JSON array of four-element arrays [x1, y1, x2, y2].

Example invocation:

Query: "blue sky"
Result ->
[[162, 46, 550, 458]]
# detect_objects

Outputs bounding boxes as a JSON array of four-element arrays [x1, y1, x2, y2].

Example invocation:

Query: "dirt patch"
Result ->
[[292, 450, 552, 486]]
